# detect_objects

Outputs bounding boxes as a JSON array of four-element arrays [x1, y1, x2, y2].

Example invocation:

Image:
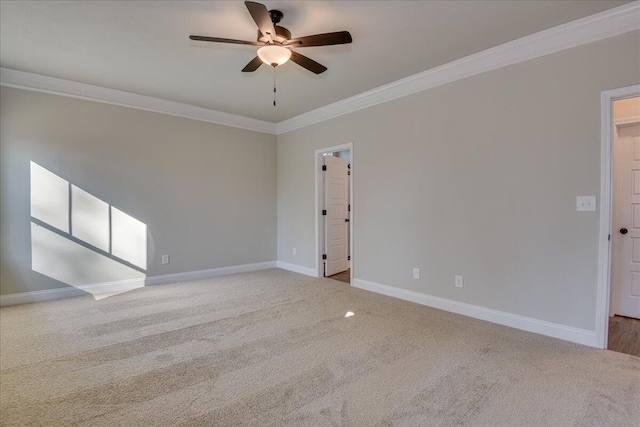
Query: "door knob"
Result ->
[[620, 228, 628, 235]]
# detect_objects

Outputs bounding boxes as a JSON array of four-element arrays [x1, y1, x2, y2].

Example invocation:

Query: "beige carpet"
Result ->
[[1, 269, 638, 426]]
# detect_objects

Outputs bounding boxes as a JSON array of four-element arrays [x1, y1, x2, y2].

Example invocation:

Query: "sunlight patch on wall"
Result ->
[[30, 161, 147, 299], [31, 162, 69, 233], [112, 206, 147, 269], [31, 223, 145, 292], [71, 185, 109, 252]]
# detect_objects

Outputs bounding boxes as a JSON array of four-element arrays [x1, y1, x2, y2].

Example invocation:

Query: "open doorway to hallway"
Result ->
[[327, 269, 351, 284], [315, 143, 353, 285], [609, 96, 640, 357]]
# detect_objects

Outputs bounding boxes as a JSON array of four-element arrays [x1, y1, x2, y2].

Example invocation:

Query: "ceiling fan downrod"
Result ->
[[268, 9, 283, 24]]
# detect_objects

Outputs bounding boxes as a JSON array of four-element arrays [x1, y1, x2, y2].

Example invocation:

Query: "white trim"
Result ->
[[276, 2, 640, 134], [315, 143, 354, 281], [144, 261, 277, 285], [353, 278, 597, 347], [596, 86, 640, 349], [1, 4, 637, 136], [0, 68, 277, 135], [615, 116, 640, 127], [0, 287, 87, 306], [276, 261, 317, 277], [0, 261, 277, 306]]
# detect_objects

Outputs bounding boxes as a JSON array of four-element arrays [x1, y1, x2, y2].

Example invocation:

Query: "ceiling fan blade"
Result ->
[[289, 51, 327, 74], [284, 31, 352, 48], [189, 35, 264, 46], [244, 1, 276, 41], [242, 56, 263, 72]]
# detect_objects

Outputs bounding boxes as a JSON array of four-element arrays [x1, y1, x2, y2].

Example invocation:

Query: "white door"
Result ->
[[612, 123, 640, 319], [324, 156, 349, 276]]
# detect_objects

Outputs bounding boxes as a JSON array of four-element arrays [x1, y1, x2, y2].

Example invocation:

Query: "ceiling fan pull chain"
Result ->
[[273, 67, 277, 106]]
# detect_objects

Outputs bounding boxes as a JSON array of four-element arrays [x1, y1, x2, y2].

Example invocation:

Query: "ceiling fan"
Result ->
[[189, 1, 352, 74]]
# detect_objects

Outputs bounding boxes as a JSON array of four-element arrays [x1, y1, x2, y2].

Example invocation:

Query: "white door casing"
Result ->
[[596, 85, 640, 349], [611, 123, 640, 319], [324, 155, 349, 276]]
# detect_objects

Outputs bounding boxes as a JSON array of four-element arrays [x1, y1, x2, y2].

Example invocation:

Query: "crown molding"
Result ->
[[1, 2, 638, 136], [0, 68, 278, 135], [276, 1, 640, 134]]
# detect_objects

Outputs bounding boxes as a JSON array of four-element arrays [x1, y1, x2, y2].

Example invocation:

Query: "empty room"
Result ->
[[1, 1, 639, 426]]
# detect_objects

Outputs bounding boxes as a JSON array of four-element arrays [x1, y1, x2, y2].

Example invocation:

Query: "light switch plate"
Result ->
[[413, 268, 420, 279], [576, 196, 596, 212]]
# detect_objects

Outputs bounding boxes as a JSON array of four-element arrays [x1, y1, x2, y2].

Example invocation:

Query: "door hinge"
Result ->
[[348, 256, 351, 261], [322, 254, 327, 260], [322, 209, 327, 216], [322, 165, 327, 171], [348, 204, 351, 212], [608, 234, 611, 241], [345, 218, 349, 222]]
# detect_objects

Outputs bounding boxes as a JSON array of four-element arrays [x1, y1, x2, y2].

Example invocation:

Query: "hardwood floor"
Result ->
[[608, 315, 640, 357], [328, 269, 350, 284]]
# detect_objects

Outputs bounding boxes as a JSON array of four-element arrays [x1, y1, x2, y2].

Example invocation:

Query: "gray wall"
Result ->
[[277, 31, 640, 331], [1, 87, 277, 296]]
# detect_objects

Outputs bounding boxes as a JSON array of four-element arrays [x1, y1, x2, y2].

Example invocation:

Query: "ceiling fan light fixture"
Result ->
[[257, 45, 291, 67]]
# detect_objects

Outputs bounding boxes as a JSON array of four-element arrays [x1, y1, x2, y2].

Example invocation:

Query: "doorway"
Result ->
[[609, 96, 640, 357], [315, 143, 353, 284]]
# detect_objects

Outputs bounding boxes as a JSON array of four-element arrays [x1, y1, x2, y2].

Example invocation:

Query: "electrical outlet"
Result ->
[[293, 248, 297, 256], [412, 268, 420, 279], [455, 275, 463, 288], [162, 254, 170, 265]]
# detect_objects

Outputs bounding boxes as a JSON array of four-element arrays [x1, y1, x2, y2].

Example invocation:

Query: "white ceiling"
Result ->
[[0, 1, 629, 123]]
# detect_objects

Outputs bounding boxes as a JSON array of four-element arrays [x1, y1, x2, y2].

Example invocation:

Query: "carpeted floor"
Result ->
[[1, 269, 639, 426]]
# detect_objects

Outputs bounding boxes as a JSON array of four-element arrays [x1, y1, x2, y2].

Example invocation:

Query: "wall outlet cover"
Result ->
[[412, 268, 420, 279], [162, 254, 170, 265], [455, 275, 464, 288]]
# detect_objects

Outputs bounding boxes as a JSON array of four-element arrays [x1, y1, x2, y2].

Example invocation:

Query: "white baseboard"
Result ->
[[0, 261, 277, 306], [0, 287, 87, 306], [144, 261, 277, 286], [276, 261, 318, 277], [352, 278, 597, 347]]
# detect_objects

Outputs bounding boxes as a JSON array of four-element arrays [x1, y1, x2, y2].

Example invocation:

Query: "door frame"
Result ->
[[315, 142, 354, 282], [596, 85, 640, 349]]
